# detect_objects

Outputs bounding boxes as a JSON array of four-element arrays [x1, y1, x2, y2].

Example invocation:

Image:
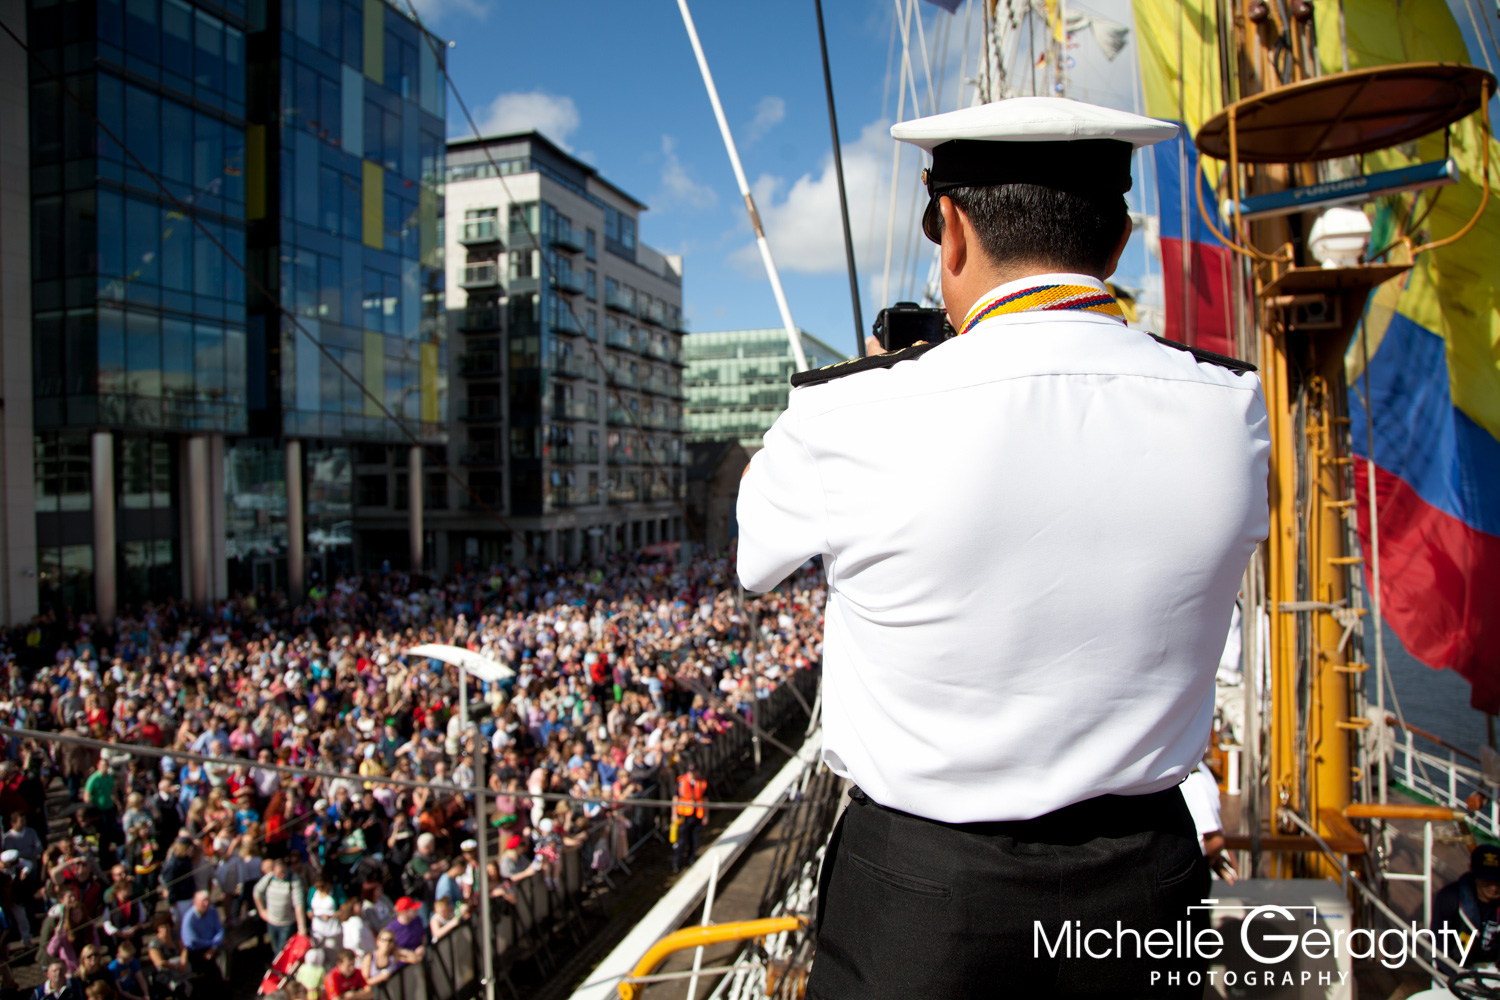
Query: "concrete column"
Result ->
[[285, 439, 304, 598], [0, 11, 37, 626], [567, 528, 581, 564], [187, 435, 210, 611], [209, 435, 227, 600], [90, 432, 115, 622], [542, 529, 557, 565], [408, 445, 423, 571]]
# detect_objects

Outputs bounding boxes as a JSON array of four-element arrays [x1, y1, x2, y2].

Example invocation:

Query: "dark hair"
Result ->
[[935, 184, 1128, 276]]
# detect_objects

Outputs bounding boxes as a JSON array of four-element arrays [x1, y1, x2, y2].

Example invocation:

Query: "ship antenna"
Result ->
[[812, 0, 867, 358]]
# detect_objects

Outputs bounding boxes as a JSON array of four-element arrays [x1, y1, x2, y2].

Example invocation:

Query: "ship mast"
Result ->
[[1205, 7, 1494, 880]]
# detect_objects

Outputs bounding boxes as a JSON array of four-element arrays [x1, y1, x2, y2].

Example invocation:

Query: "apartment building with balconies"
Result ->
[[435, 132, 687, 567]]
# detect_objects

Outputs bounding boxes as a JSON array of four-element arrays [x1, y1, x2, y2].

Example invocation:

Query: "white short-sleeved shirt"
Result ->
[[737, 273, 1270, 823], [1180, 762, 1225, 849]]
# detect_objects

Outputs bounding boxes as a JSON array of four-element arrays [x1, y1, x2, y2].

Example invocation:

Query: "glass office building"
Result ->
[[23, 0, 445, 616], [683, 328, 844, 452]]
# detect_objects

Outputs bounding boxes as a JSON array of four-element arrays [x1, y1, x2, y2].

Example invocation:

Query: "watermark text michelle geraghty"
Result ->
[[1033, 903, 1472, 971]]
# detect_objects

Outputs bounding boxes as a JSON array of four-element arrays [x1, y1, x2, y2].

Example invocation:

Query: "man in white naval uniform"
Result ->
[[737, 97, 1270, 998]]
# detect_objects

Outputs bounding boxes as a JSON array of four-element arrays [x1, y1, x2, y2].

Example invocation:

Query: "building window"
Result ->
[[508, 202, 538, 236], [463, 207, 497, 241], [585, 228, 597, 261], [33, 433, 92, 513], [508, 249, 536, 280], [510, 427, 539, 459], [117, 436, 174, 509], [38, 545, 92, 614], [357, 473, 388, 506], [225, 441, 288, 594], [586, 269, 596, 301], [305, 446, 353, 576], [464, 294, 501, 330], [121, 539, 177, 609], [424, 471, 447, 510], [603, 205, 636, 258]]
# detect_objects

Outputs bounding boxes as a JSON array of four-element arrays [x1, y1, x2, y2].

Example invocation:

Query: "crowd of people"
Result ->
[[0, 550, 825, 1000]]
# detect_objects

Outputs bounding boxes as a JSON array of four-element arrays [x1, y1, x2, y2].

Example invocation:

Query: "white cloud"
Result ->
[[745, 96, 786, 142], [469, 90, 580, 150], [731, 118, 931, 304], [656, 136, 717, 211], [407, 0, 484, 25]]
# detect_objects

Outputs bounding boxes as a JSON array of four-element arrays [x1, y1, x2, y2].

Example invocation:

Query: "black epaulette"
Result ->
[[1149, 333, 1258, 373], [789, 341, 943, 388]]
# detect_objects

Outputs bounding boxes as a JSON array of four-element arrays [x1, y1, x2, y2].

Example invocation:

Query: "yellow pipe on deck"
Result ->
[[1346, 803, 1458, 822], [618, 916, 805, 1000]]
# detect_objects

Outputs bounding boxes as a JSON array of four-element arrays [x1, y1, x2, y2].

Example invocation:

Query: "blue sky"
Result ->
[[424, 0, 1152, 359]]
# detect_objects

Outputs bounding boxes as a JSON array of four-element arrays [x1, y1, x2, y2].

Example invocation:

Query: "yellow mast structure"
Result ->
[[1193, 6, 1492, 876]]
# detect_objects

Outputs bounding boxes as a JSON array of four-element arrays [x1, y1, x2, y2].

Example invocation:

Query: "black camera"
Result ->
[[873, 302, 955, 352]]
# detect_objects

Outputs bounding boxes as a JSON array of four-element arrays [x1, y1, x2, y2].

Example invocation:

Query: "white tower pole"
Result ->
[[676, 0, 808, 371]]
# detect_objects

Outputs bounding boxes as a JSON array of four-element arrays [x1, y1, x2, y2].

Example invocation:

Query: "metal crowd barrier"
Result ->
[[373, 667, 820, 1000]]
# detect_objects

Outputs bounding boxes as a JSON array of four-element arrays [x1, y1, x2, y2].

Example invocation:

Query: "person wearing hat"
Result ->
[[737, 96, 1270, 998], [456, 839, 478, 900], [382, 898, 427, 962], [1434, 844, 1500, 971]]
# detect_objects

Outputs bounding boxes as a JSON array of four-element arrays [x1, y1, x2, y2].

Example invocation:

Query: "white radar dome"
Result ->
[[1308, 206, 1372, 269]]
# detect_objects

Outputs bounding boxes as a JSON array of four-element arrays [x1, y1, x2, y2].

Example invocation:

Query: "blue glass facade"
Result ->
[[28, 0, 254, 610], [26, 0, 445, 608], [255, 0, 446, 445], [29, 0, 250, 435]]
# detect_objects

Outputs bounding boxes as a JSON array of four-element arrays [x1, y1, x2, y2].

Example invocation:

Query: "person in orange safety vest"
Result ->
[[672, 762, 706, 873]]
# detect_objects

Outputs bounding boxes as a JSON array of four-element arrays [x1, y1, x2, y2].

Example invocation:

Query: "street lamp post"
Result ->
[[406, 644, 513, 1000]]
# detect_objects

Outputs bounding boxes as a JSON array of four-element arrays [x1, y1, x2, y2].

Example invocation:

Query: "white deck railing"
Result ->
[[1391, 727, 1496, 840]]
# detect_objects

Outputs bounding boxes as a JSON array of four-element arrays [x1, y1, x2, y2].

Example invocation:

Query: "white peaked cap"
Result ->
[[891, 96, 1177, 151]]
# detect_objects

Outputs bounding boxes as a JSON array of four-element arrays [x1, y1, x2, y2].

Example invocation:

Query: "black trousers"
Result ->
[[673, 815, 702, 870], [187, 947, 223, 984], [808, 786, 1210, 1000]]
